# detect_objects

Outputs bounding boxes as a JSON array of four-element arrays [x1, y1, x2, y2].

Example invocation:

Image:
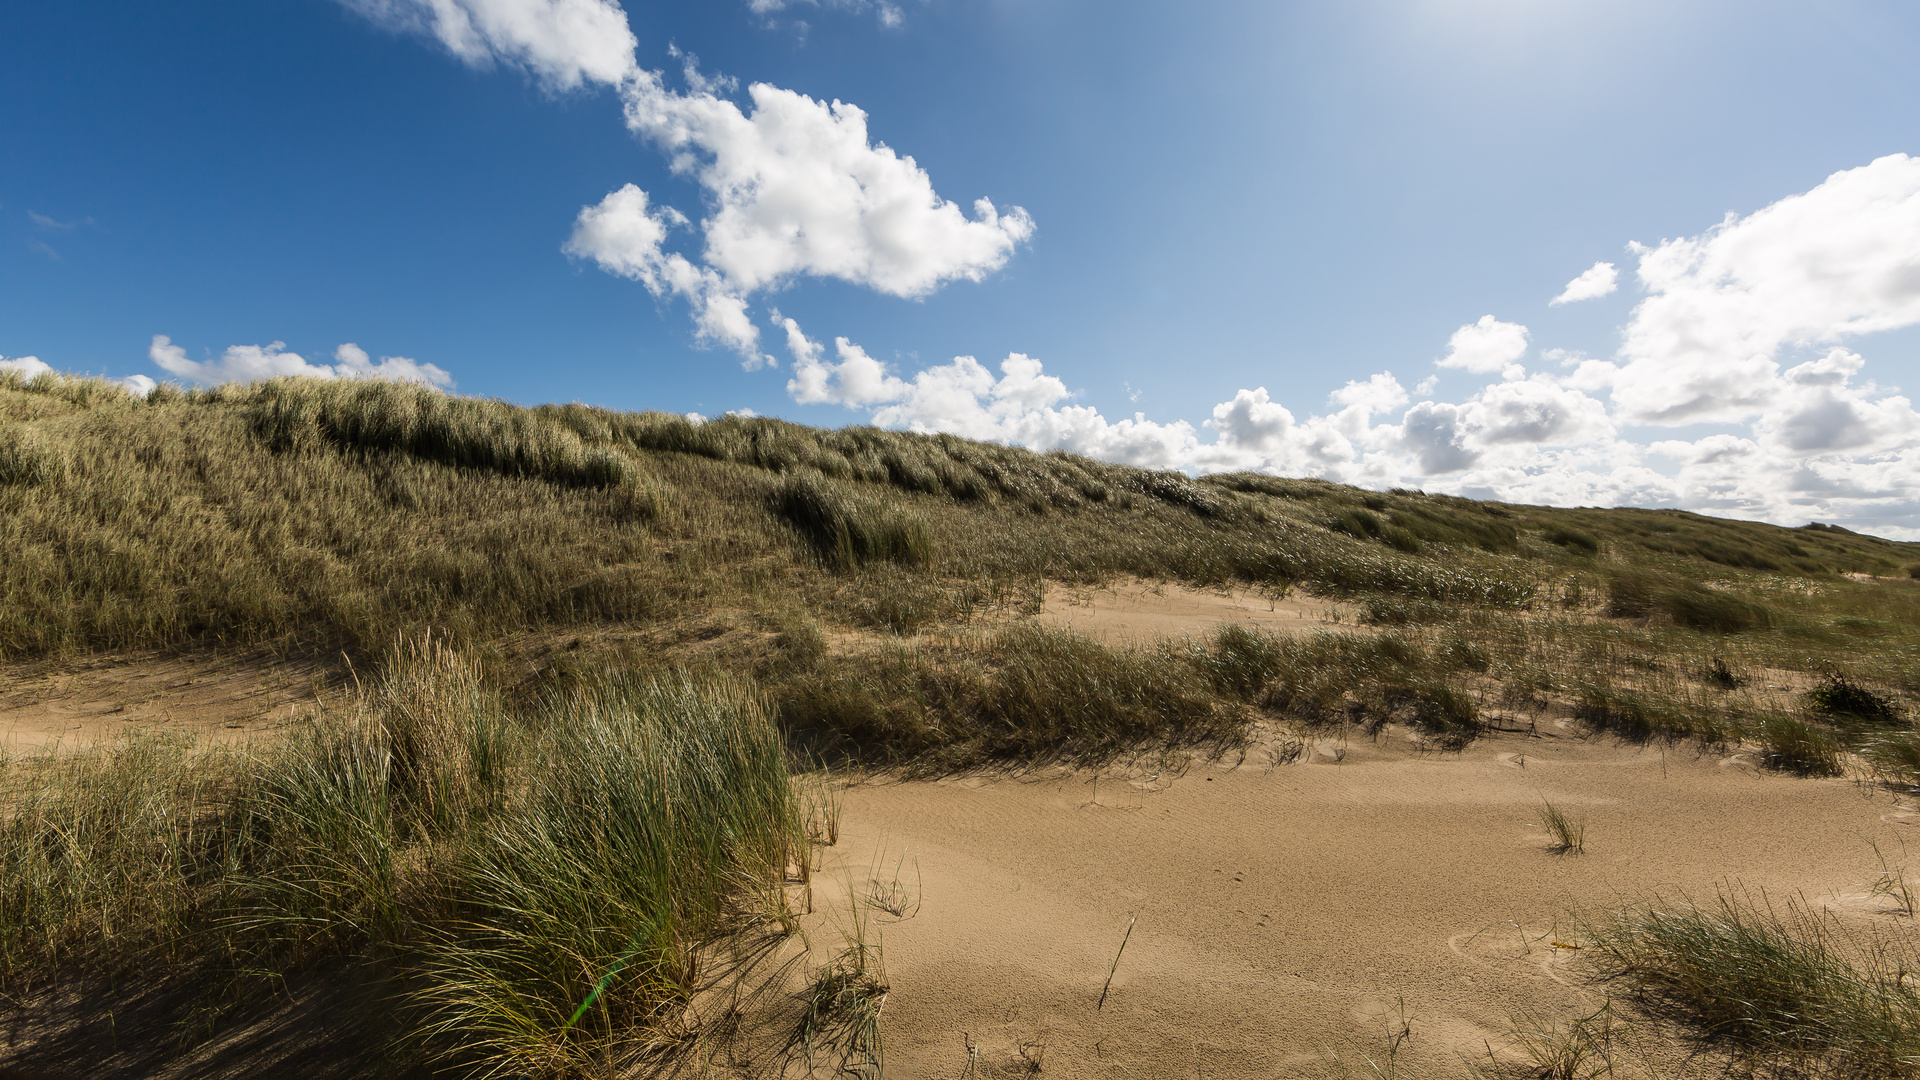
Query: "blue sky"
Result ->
[[6, 0, 1920, 534]]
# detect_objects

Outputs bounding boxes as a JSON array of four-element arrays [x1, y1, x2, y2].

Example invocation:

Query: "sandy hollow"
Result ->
[[799, 727, 1913, 1078]]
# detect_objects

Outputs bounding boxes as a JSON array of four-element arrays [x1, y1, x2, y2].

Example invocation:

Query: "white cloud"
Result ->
[[1398, 401, 1476, 474], [1550, 261, 1617, 305], [149, 336, 454, 388], [1613, 153, 1920, 426], [0, 355, 52, 379], [783, 321, 910, 406], [1752, 348, 1920, 455], [340, 0, 639, 90], [1436, 315, 1530, 373], [347, 0, 1027, 357], [574, 69, 1032, 355], [1468, 376, 1615, 448]]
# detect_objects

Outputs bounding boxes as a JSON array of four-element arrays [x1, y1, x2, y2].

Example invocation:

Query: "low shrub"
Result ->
[[1807, 673, 1902, 728]]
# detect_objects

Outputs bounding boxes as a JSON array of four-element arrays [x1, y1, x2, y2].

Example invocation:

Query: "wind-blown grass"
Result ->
[[0, 638, 802, 1075], [1592, 889, 1920, 1077]]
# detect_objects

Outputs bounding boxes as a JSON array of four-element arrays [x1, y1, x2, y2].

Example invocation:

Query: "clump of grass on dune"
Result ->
[[250, 377, 655, 495], [777, 624, 1235, 766], [1572, 684, 1739, 746], [1605, 567, 1773, 632], [0, 732, 230, 973], [408, 670, 800, 1074], [777, 621, 1491, 767], [1592, 889, 1920, 1077], [1252, 629, 1481, 748], [1757, 714, 1845, 778], [1538, 801, 1585, 855], [0, 637, 803, 1075], [978, 624, 1239, 760], [774, 471, 933, 571]]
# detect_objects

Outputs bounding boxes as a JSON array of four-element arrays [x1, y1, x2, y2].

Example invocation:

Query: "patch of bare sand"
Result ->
[[0, 650, 336, 752], [1037, 578, 1359, 645], [810, 729, 1912, 1078]]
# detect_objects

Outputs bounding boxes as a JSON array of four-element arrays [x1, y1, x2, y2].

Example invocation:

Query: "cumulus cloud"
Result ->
[[783, 320, 910, 405], [149, 336, 454, 388], [1613, 153, 1920, 425], [568, 67, 1033, 355], [339, 0, 639, 89], [347, 0, 1030, 358], [0, 355, 52, 379], [1550, 261, 1617, 305], [618, 76, 1032, 301], [1436, 315, 1530, 373]]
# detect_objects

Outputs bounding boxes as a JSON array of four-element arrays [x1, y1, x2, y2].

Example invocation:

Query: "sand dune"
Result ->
[[806, 728, 1908, 1077]]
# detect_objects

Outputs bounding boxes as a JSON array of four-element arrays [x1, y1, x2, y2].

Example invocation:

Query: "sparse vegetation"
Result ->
[[1540, 801, 1586, 855], [1485, 1000, 1629, 1080]]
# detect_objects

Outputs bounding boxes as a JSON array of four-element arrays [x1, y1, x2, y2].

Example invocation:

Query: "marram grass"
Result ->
[[0, 638, 802, 1076]]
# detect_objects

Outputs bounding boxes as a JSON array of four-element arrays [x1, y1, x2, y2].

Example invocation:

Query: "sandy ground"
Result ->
[[1036, 578, 1360, 644], [0, 650, 333, 753], [795, 728, 1914, 1079]]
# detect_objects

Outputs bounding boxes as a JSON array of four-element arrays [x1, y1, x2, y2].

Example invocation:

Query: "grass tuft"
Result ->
[[1759, 715, 1844, 777], [0, 642, 802, 1075], [773, 472, 934, 571], [1592, 889, 1920, 1076], [1539, 801, 1586, 855]]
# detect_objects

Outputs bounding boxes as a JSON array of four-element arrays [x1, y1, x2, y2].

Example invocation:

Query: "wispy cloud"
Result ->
[[28, 211, 96, 231], [748, 0, 907, 31]]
